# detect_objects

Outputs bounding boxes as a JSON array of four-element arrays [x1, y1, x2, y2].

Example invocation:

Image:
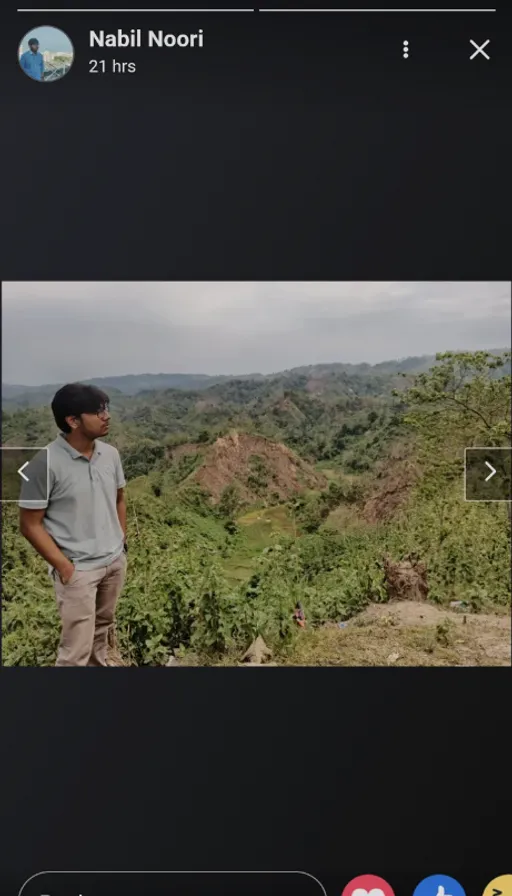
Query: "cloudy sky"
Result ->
[[2, 281, 510, 386], [19, 25, 74, 54]]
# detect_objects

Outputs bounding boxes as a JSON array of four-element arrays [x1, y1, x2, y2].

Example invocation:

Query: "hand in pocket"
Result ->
[[57, 559, 76, 585]]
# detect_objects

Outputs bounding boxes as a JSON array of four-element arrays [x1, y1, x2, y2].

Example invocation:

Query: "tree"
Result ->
[[399, 351, 511, 450], [217, 484, 242, 520], [397, 351, 511, 499]]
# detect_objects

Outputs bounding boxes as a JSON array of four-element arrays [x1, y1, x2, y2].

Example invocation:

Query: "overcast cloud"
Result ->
[[2, 281, 510, 386]]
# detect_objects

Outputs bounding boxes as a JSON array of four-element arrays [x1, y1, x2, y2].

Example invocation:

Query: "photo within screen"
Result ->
[[1, 281, 510, 668]]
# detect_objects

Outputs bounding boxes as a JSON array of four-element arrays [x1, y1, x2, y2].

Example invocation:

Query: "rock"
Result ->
[[387, 652, 401, 665], [241, 635, 273, 664], [166, 655, 180, 667]]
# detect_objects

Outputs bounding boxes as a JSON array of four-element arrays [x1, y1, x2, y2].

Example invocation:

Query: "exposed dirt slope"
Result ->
[[191, 431, 327, 504], [362, 442, 420, 523]]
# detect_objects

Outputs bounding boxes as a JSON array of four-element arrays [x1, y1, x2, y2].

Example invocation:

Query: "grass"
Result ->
[[222, 504, 296, 584], [315, 462, 344, 479], [238, 504, 296, 539], [222, 558, 256, 583], [323, 503, 368, 533]]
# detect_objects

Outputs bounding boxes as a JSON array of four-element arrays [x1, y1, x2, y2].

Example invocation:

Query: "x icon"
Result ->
[[470, 38, 490, 59]]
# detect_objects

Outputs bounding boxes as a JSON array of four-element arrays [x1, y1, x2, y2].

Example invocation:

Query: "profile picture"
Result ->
[[18, 26, 74, 82]]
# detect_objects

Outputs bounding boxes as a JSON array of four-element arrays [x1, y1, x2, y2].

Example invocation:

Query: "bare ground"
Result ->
[[282, 601, 511, 667]]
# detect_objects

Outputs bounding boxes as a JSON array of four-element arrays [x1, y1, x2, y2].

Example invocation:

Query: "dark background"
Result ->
[[0, 6, 510, 895]]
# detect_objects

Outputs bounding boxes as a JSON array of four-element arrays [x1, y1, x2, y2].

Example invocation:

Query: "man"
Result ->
[[18, 383, 128, 667], [19, 38, 45, 81]]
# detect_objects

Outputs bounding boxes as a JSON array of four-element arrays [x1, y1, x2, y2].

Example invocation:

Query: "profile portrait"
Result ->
[[18, 26, 74, 82]]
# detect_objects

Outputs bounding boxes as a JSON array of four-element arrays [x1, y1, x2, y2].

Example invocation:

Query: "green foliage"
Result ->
[[178, 484, 215, 517], [291, 481, 350, 532], [398, 350, 511, 451], [246, 454, 269, 496], [2, 349, 510, 665], [172, 453, 202, 483], [217, 484, 242, 520]]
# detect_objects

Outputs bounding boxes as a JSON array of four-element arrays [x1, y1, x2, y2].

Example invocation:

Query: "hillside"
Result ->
[[1, 363, 407, 475], [191, 431, 327, 503], [2, 349, 510, 667]]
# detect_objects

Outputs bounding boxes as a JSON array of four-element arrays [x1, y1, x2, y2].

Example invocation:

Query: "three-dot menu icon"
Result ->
[[403, 39, 409, 58]]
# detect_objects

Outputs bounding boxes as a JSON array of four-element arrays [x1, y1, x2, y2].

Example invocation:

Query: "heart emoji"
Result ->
[[342, 875, 394, 896], [353, 890, 386, 896]]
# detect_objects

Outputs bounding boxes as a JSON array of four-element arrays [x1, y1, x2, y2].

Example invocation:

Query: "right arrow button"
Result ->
[[465, 447, 512, 501], [485, 460, 496, 482]]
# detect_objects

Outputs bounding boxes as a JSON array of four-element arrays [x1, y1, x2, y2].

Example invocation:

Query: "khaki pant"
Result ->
[[53, 552, 127, 667]]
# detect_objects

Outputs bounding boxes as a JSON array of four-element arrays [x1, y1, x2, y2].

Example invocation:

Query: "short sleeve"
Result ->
[[115, 450, 126, 489], [18, 448, 53, 509]]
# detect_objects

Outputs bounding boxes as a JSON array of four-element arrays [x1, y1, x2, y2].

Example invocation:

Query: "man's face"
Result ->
[[68, 407, 111, 440], [29, 41, 39, 53]]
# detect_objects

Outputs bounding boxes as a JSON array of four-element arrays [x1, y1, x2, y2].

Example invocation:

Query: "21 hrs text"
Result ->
[[89, 59, 136, 74]]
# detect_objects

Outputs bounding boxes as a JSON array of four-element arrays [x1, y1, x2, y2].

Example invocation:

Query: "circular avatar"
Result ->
[[19, 25, 74, 82]]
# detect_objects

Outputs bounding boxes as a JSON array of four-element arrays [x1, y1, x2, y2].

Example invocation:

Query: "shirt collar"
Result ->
[[57, 433, 101, 459]]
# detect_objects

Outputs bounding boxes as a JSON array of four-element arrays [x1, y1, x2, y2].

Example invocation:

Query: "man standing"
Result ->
[[19, 38, 45, 81], [18, 383, 128, 667]]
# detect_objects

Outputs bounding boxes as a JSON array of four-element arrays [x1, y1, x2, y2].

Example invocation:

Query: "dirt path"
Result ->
[[283, 600, 511, 666]]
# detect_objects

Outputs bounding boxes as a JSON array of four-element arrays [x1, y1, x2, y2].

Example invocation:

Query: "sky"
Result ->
[[19, 26, 74, 54], [2, 281, 510, 386]]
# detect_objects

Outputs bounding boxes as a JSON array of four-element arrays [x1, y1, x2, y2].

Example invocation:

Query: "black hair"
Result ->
[[51, 383, 110, 433], [28, 38, 39, 46]]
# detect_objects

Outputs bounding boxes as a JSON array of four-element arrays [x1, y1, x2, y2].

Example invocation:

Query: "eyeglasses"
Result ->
[[96, 406, 110, 419]]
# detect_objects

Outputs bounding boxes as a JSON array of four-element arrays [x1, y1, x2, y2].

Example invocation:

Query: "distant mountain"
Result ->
[[2, 383, 44, 399], [2, 351, 509, 408], [1, 372, 272, 406], [2, 374, 227, 403]]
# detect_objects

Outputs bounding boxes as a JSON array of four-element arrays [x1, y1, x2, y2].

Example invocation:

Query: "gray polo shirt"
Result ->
[[18, 433, 126, 571]]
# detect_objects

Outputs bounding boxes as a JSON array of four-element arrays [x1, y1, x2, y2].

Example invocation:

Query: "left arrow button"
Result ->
[[17, 461, 30, 482]]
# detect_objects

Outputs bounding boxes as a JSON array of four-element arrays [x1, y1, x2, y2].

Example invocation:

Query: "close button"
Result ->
[[469, 38, 491, 60]]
